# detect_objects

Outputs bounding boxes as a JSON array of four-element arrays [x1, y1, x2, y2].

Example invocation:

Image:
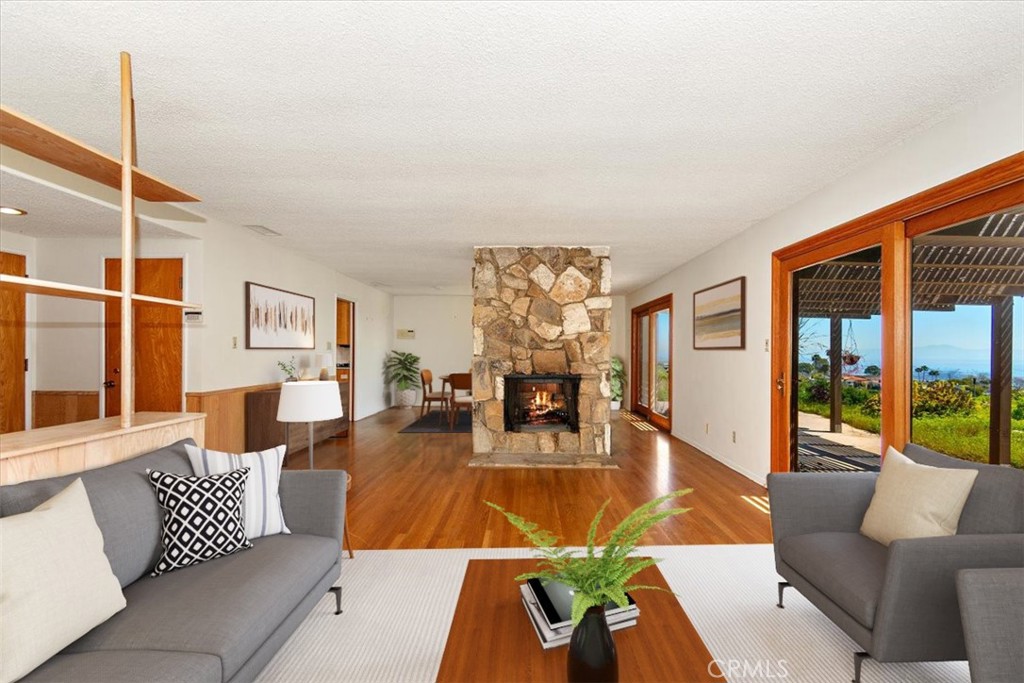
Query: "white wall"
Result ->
[[610, 295, 629, 408], [161, 215, 394, 421], [626, 80, 1024, 485], [392, 295, 473, 403]]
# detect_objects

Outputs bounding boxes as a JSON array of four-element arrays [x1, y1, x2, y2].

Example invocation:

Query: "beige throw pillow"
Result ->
[[860, 446, 979, 546], [0, 479, 127, 683]]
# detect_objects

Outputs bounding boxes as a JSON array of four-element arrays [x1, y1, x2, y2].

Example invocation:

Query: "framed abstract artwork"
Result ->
[[245, 282, 315, 349], [693, 276, 745, 350]]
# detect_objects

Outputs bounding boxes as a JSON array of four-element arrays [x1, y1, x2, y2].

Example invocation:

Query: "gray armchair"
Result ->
[[768, 444, 1024, 683]]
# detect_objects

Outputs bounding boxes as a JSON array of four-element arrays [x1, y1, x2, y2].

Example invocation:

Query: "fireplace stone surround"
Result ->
[[471, 247, 612, 462]]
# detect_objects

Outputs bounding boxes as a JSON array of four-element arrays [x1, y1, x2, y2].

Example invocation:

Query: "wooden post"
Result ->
[[881, 221, 911, 456], [119, 52, 136, 428], [829, 314, 843, 433], [989, 297, 1013, 465]]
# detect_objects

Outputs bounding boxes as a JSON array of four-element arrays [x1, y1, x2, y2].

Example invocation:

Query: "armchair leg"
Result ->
[[777, 581, 790, 608], [328, 586, 342, 615], [852, 651, 870, 683]]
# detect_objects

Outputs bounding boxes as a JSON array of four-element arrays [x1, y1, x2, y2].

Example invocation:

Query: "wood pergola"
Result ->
[[795, 211, 1023, 464]]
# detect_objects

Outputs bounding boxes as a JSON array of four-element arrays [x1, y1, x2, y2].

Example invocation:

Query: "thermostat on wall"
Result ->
[[396, 329, 415, 340]]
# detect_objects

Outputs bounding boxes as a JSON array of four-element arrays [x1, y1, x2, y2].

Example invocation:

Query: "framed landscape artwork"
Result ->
[[245, 282, 315, 349], [693, 276, 745, 350]]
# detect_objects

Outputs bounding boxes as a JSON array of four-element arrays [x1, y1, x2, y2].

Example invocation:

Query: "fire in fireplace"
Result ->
[[504, 374, 581, 433]]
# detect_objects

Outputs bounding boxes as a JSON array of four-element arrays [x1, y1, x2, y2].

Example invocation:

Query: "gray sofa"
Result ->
[[768, 443, 1024, 682], [0, 438, 346, 683], [956, 568, 1024, 683]]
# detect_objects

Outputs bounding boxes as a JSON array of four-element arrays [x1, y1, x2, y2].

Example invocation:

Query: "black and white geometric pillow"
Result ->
[[147, 468, 253, 576]]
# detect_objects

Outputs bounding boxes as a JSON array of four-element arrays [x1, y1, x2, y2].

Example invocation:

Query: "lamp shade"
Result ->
[[277, 381, 343, 423]]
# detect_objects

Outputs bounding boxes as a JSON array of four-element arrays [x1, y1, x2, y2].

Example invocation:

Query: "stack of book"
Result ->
[[519, 578, 640, 649]]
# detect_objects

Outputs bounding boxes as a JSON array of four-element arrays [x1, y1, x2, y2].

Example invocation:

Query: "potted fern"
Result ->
[[610, 356, 626, 410], [486, 489, 692, 682], [384, 350, 421, 407]]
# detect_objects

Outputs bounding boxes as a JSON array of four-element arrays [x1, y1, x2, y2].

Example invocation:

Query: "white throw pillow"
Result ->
[[0, 479, 126, 683], [185, 443, 291, 539], [860, 446, 979, 546]]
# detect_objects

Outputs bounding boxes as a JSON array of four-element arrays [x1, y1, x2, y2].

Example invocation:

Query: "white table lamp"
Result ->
[[277, 381, 343, 469]]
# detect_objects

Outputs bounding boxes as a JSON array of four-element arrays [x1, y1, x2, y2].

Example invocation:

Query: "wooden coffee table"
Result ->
[[437, 558, 718, 682]]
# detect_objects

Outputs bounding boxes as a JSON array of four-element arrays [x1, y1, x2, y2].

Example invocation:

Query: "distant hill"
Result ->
[[803, 344, 1021, 378]]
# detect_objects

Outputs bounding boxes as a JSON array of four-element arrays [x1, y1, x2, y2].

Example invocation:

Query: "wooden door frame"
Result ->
[[770, 152, 1024, 473], [337, 296, 355, 422], [0, 251, 28, 434], [630, 293, 673, 432]]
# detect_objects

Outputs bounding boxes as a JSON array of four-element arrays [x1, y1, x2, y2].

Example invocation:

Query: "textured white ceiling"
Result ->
[[0, 1, 1021, 293]]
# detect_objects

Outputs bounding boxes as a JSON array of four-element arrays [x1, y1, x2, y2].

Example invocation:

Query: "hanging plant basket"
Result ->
[[842, 352, 861, 366]]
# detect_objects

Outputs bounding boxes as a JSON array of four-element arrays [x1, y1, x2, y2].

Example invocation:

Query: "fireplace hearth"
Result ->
[[504, 374, 581, 433]]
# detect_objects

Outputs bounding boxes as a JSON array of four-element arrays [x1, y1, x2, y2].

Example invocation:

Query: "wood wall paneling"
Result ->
[[32, 391, 100, 429]]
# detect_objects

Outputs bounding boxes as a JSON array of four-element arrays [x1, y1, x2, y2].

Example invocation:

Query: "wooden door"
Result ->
[[630, 294, 672, 431], [0, 251, 27, 433], [104, 258, 183, 416]]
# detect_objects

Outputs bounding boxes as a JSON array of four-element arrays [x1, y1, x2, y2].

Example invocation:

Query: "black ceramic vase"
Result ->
[[567, 605, 618, 683]]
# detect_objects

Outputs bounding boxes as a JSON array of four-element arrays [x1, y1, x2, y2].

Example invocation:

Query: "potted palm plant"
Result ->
[[486, 489, 692, 682], [610, 356, 626, 411], [384, 350, 421, 407]]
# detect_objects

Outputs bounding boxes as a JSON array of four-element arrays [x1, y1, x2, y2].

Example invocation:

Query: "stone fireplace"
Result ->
[[471, 247, 612, 463], [504, 373, 581, 433]]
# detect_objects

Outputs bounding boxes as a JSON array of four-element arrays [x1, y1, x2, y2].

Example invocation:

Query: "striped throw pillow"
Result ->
[[185, 444, 291, 539]]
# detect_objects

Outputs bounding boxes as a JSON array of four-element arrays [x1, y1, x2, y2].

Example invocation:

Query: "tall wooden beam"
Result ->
[[881, 221, 911, 456], [829, 313, 843, 434], [989, 297, 1013, 465], [120, 52, 136, 428]]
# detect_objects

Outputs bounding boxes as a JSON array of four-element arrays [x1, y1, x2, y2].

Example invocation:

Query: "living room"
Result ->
[[1, 3, 1022, 683]]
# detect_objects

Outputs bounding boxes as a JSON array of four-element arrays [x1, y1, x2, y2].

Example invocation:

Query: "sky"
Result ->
[[798, 299, 1024, 378]]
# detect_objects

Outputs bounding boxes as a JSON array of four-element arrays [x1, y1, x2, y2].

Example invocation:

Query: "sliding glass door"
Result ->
[[631, 295, 672, 431], [770, 154, 1023, 473]]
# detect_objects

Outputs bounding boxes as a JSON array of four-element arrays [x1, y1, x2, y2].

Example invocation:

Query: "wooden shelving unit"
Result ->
[[0, 52, 202, 429], [0, 105, 199, 203]]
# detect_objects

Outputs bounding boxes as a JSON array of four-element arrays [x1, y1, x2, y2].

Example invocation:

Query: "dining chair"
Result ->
[[420, 369, 449, 418], [447, 372, 473, 430]]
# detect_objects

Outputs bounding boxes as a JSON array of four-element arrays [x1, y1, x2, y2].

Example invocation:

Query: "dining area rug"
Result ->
[[399, 410, 473, 434]]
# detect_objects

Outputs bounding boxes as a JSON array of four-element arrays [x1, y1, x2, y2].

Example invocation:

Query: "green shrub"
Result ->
[[801, 378, 831, 404], [1012, 389, 1024, 421], [912, 380, 975, 418], [842, 385, 872, 406], [862, 392, 881, 417]]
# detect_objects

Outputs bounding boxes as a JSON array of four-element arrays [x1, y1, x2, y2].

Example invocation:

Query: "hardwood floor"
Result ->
[[299, 409, 771, 550]]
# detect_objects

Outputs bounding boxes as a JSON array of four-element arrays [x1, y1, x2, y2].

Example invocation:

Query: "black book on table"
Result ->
[[526, 578, 637, 632]]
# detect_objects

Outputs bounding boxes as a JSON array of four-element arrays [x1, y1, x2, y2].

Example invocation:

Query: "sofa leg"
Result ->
[[853, 651, 870, 683], [777, 581, 790, 608], [329, 586, 342, 615]]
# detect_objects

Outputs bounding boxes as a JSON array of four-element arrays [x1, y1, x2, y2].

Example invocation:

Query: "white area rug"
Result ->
[[255, 545, 969, 683]]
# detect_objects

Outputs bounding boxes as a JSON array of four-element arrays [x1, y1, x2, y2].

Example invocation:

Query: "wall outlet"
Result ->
[[232, 336, 238, 349], [732, 430, 737, 443], [764, 338, 770, 352]]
